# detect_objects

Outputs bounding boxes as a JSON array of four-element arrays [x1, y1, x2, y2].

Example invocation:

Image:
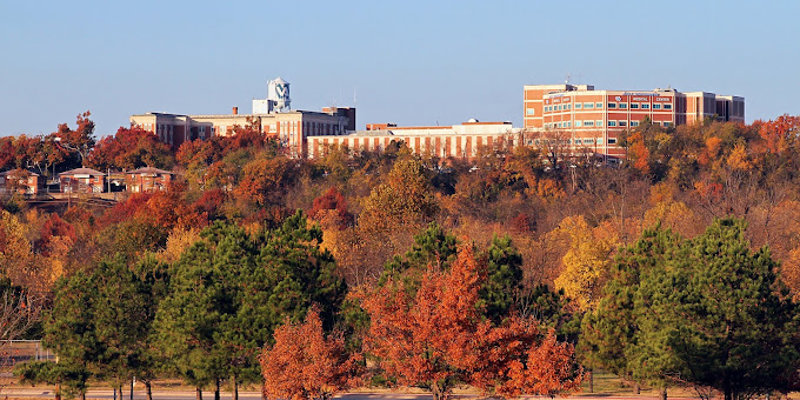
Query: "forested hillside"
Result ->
[[3, 113, 800, 400]]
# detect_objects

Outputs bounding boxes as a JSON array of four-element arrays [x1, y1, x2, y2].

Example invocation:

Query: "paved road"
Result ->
[[1, 389, 702, 400]]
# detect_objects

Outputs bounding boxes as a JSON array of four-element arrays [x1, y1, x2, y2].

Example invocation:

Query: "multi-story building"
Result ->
[[523, 83, 745, 158], [306, 120, 518, 159], [130, 78, 355, 157]]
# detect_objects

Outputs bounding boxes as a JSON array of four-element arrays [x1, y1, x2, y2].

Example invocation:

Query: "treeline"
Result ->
[[3, 114, 800, 400]]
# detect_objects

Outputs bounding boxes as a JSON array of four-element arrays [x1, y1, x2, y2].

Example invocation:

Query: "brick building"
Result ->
[[0, 169, 40, 195], [523, 83, 745, 158], [306, 120, 518, 159], [130, 78, 355, 157], [125, 167, 174, 193], [59, 168, 105, 194]]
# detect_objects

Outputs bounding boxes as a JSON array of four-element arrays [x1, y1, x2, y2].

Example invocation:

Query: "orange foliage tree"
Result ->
[[360, 245, 582, 400], [260, 307, 360, 400]]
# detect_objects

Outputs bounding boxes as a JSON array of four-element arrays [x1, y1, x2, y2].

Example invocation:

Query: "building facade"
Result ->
[[0, 169, 40, 195], [125, 167, 174, 193], [59, 168, 106, 194], [306, 120, 518, 159], [523, 84, 745, 158], [130, 78, 355, 157]]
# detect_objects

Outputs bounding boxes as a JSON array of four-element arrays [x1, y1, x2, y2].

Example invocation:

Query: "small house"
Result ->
[[0, 169, 41, 195], [125, 167, 174, 193], [59, 168, 106, 193]]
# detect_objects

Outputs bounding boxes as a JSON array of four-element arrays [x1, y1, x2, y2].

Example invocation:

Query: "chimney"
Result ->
[[232, 106, 239, 115]]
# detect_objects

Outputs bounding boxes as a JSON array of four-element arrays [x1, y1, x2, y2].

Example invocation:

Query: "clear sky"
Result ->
[[1, 1, 798, 137]]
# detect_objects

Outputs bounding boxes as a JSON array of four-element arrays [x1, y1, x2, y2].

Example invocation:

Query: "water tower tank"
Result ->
[[267, 77, 291, 111]]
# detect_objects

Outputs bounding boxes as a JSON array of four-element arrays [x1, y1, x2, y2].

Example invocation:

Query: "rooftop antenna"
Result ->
[[565, 73, 571, 84], [353, 87, 357, 107]]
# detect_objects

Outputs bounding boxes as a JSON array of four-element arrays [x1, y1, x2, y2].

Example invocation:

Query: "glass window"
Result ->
[[607, 103, 617, 109], [664, 122, 672, 127], [575, 121, 582, 127], [583, 138, 594, 145], [584, 120, 595, 127], [565, 104, 571, 110], [619, 103, 628, 109], [631, 121, 640, 127], [630, 103, 640, 109], [526, 108, 536, 115], [619, 121, 627, 127], [575, 103, 582, 109], [652, 104, 662, 110], [597, 138, 603, 144], [596, 102, 603, 109], [608, 121, 617, 127], [566, 121, 571, 127], [608, 138, 618, 144], [584, 102, 594, 109], [597, 120, 603, 127], [664, 104, 672, 110], [641, 104, 650, 109]]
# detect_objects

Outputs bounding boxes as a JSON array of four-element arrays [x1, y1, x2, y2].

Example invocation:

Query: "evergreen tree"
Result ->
[[480, 235, 523, 323], [42, 272, 101, 400], [632, 218, 800, 400]]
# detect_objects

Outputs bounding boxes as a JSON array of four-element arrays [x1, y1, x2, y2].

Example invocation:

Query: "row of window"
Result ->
[[531, 138, 619, 146], [545, 120, 674, 129], [543, 102, 673, 113]]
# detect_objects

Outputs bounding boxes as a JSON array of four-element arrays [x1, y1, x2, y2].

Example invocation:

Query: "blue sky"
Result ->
[[1, 1, 798, 137]]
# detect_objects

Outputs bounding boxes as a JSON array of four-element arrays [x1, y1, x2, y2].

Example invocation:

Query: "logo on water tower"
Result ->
[[274, 82, 288, 100], [267, 77, 291, 111]]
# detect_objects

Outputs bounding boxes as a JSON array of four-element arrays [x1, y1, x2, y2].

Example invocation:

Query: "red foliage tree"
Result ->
[[88, 126, 173, 170], [309, 187, 353, 228], [37, 214, 76, 255], [260, 307, 360, 400], [360, 245, 582, 400]]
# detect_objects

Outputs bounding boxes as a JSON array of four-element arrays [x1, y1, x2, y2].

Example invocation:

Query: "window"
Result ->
[[566, 121, 571, 127], [597, 138, 604, 145], [534, 139, 540, 145], [608, 121, 617, 127], [619, 103, 628, 109], [596, 102, 603, 109], [652, 104, 662, 110], [663, 104, 673, 110], [631, 121, 640, 127], [583, 138, 594, 145], [597, 120, 603, 127], [607, 103, 617, 109], [584, 120, 595, 127], [608, 138, 618, 144], [619, 121, 627, 127], [526, 108, 535, 115], [641, 104, 650, 109], [630, 103, 640, 109], [565, 104, 571, 110], [663, 122, 672, 127], [584, 102, 594, 109], [575, 121, 583, 127], [575, 103, 582, 109]]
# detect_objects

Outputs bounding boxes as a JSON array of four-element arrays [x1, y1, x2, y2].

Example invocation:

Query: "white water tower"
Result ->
[[267, 77, 291, 112]]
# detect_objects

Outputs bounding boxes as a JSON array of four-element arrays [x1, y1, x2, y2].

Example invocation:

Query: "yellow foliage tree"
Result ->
[[553, 216, 617, 312]]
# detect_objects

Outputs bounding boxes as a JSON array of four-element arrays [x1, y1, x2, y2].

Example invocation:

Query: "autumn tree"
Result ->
[[359, 158, 438, 235], [54, 111, 96, 168], [361, 245, 582, 400], [88, 126, 174, 170], [260, 307, 360, 400], [553, 215, 617, 312]]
